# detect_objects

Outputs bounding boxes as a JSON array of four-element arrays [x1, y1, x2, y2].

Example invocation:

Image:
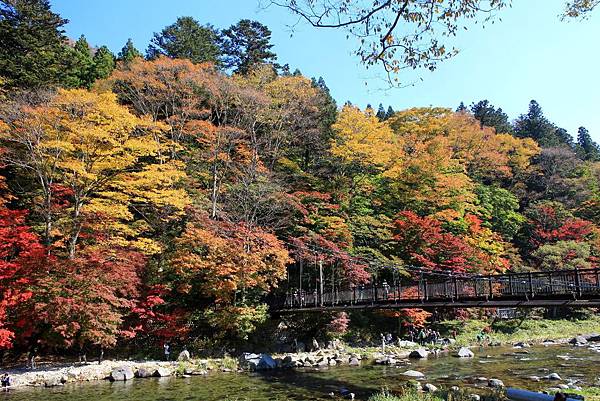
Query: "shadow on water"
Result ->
[[251, 367, 382, 399]]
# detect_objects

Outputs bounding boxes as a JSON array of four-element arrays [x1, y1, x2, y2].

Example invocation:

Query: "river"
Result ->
[[3, 344, 599, 401]]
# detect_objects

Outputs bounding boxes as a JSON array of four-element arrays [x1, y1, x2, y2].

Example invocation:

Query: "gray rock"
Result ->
[[44, 375, 64, 387], [110, 366, 134, 381], [153, 367, 171, 377], [456, 347, 475, 358], [450, 386, 460, 392], [547, 373, 562, 381], [349, 357, 360, 366], [514, 342, 531, 348], [470, 395, 481, 401], [424, 383, 438, 392], [316, 358, 329, 367], [177, 350, 191, 362], [528, 376, 541, 382], [135, 368, 153, 378], [475, 377, 488, 382], [488, 379, 504, 388], [409, 349, 429, 359], [570, 336, 588, 345], [328, 359, 337, 366], [402, 370, 425, 378]]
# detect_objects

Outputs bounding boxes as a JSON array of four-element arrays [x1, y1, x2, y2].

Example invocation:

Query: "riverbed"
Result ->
[[3, 344, 599, 401]]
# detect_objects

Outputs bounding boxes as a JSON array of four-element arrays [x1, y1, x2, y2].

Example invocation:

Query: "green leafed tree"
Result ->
[[220, 19, 277, 74], [376, 103, 386, 121], [576, 126, 600, 161], [384, 105, 395, 120], [0, 0, 69, 88], [62, 34, 95, 88], [475, 184, 525, 241], [470, 99, 513, 134], [146, 16, 221, 64], [514, 100, 563, 147], [118, 38, 142, 63], [92, 45, 115, 81]]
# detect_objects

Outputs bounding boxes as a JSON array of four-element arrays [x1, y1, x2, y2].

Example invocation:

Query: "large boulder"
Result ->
[[135, 368, 153, 378], [241, 352, 261, 369], [424, 383, 438, 393], [570, 336, 588, 345], [349, 357, 360, 367], [547, 373, 562, 381], [402, 370, 425, 378], [409, 349, 429, 359], [177, 350, 191, 362], [110, 366, 134, 381], [456, 347, 475, 358], [257, 354, 277, 370]]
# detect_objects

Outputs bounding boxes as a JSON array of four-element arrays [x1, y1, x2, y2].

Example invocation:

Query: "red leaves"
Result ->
[[32, 248, 145, 348], [0, 207, 47, 349], [526, 202, 596, 248], [393, 211, 493, 274]]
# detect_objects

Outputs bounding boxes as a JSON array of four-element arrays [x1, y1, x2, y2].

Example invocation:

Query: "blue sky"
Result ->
[[51, 0, 600, 141]]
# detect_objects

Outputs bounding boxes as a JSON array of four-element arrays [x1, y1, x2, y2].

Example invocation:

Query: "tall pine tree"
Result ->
[[62, 34, 95, 88], [470, 99, 512, 134], [146, 17, 221, 64], [118, 38, 142, 63], [220, 19, 277, 74], [0, 0, 69, 87], [92, 45, 116, 80], [577, 126, 600, 161], [376, 103, 386, 121], [514, 100, 561, 147]]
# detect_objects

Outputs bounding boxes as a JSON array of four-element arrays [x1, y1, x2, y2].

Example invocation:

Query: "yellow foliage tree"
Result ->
[[1, 89, 189, 257], [331, 105, 399, 170]]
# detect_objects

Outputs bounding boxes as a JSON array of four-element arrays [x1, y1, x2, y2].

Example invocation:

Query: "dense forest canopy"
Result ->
[[0, 0, 599, 354]]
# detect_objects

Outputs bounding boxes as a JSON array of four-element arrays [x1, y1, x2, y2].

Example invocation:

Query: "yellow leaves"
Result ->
[[331, 105, 399, 170]]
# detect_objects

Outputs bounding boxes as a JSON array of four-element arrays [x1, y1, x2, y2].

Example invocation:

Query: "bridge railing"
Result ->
[[278, 268, 600, 310]]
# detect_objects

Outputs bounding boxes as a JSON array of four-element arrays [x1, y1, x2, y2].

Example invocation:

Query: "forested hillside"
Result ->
[[1, 0, 600, 355]]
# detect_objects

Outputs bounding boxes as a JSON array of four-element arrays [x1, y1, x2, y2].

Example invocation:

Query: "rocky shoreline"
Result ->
[[2, 334, 599, 391]]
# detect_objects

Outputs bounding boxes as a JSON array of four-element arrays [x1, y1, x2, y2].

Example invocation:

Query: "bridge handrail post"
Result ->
[[453, 276, 458, 301], [575, 267, 582, 298], [528, 272, 534, 298], [488, 275, 493, 299], [508, 274, 513, 296], [423, 278, 428, 301], [596, 268, 600, 289]]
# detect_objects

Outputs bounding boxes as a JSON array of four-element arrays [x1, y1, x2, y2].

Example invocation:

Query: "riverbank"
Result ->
[[3, 317, 599, 390], [2, 339, 600, 401]]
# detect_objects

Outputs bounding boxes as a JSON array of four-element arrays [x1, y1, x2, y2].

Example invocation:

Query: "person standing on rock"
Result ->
[[28, 347, 37, 370], [163, 343, 170, 361], [1, 373, 10, 391]]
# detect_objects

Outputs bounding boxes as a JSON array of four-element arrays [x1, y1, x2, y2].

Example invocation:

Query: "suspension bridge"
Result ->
[[271, 259, 600, 312]]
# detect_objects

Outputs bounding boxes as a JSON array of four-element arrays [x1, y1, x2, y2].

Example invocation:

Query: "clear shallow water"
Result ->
[[3, 345, 599, 401]]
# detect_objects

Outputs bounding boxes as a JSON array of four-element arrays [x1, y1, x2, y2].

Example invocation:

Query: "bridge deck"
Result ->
[[272, 268, 600, 312]]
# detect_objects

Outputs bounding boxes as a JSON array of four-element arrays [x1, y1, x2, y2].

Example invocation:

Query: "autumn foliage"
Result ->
[[0, 52, 598, 354]]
